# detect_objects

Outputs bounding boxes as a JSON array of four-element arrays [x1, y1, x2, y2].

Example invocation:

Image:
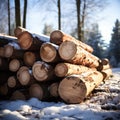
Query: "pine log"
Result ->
[[29, 83, 50, 100], [4, 43, 25, 58], [58, 41, 100, 68], [97, 62, 111, 71], [0, 33, 17, 47], [50, 30, 93, 53], [102, 68, 112, 80], [14, 26, 27, 37], [55, 62, 96, 77], [48, 82, 59, 97], [0, 47, 5, 57], [10, 90, 29, 100], [101, 58, 109, 65], [9, 59, 23, 72], [23, 51, 39, 67], [40, 42, 61, 63], [7, 76, 21, 88], [58, 71, 104, 103], [0, 57, 9, 71], [17, 66, 35, 86], [32, 61, 54, 82], [17, 31, 49, 50]]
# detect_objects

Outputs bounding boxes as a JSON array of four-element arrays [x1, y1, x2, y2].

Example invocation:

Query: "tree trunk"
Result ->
[[17, 31, 50, 50], [23, 0, 27, 28], [14, 0, 21, 27], [57, 0, 61, 30], [32, 61, 54, 82], [55, 62, 96, 77], [50, 30, 93, 53], [58, 71, 103, 103], [8, 0, 11, 35], [58, 41, 100, 68], [40, 42, 61, 63]]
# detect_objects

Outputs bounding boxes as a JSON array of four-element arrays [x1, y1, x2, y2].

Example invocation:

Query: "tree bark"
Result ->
[[17, 31, 50, 50], [50, 30, 93, 53], [32, 61, 54, 82], [58, 71, 104, 103], [58, 41, 100, 68], [40, 42, 61, 63], [55, 62, 96, 77]]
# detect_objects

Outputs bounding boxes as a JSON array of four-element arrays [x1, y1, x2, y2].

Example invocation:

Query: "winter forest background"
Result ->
[[0, 0, 120, 67]]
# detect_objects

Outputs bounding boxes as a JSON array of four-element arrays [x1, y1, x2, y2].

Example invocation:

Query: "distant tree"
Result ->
[[108, 19, 120, 67], [8, 0, 11, 35], [86, 23, 105, 58], [75, 0, 107, 42], [23, 0, 27, 28], [14, 0, 21, 27], [43, 24, 54, 36], [58, 0, 61, 30]]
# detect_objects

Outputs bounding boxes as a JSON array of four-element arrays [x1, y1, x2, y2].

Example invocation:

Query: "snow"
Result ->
[[0, 68, 120, 120]]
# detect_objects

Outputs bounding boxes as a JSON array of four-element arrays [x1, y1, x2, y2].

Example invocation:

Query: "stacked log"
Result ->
[[0, 28, 112, 103]]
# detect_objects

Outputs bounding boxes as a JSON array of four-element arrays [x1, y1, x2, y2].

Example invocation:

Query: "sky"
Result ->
[[98, 0, 120, 43], [25, 0, 120, 44]]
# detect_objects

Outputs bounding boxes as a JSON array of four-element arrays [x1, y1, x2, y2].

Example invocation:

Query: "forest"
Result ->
[[0, 0, 120, 67]]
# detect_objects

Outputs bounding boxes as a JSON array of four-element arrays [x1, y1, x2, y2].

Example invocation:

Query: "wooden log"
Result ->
[[48, 82, 59, 97], [23, 51, 39, 67], [17, 66, 35, 86], [55, 62, 96, 77], [97, 62, 111, 71], [50, 30, 93, 53], [4, 43, 25, 58], [58, 41, 100, 68], [10, 90, 29, 100], [17, 31, 49, 50], [9, 59, 23, 72], [0, 47, 5, 57], [32, 61, 54, 82], [40, 42, 61, 63], [29, 83, 50, 100], [101, 68, 112, 80], [14, 26, 27, 37], [0, 33, 17, 47], [7, 76, 21, 88], [58, 71, 104, 103], [0, 57, 9, 71]]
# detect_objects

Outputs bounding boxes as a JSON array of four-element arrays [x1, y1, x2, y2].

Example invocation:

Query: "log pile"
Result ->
[[0, 27, 112, 103]]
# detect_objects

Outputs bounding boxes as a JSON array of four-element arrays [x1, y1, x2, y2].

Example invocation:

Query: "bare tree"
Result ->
[[23, 0, 27, 28], [14, 0, 21, 27], [8, 0, 10, 35], [57, 0, 61, 30]]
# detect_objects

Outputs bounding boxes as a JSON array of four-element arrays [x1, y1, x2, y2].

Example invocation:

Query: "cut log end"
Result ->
[[24, 52, 36, 66], [29, 84, 43, 100], [50, 30, 63, 45], [18, 31, 33, 49], [59, 41, 77, 60], [7, 76, 16, 88], [55, 63, 68, 77], [58, 77, 86, 103], [4, 45, 13, 58], [32, 64, 48, 81], [40, 43, 57, 62], [9, 59, 20, 72]]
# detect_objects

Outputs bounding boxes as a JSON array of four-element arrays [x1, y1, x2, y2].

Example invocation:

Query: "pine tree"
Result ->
[[108, 19, 120, 67]]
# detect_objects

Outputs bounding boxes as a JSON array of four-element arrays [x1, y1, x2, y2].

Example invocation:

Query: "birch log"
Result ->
[[50, 30, 93, 53], [58, 71, 104, 103], [58, 41, 100, 68]]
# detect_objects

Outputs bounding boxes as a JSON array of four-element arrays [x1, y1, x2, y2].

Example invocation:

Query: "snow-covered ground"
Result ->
[[0, 68, 120, 120]]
